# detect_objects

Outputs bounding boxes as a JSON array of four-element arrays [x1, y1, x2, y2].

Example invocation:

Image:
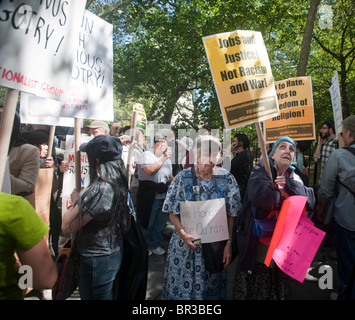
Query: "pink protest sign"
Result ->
[[273, 215, 325, 283], [264, 195, 307, 266]]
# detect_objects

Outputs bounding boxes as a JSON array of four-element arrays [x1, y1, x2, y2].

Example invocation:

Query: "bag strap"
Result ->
[[190, 166, 200, 201]]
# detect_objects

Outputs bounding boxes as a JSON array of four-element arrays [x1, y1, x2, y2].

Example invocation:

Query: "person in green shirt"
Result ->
[[0, 193, 57, 300]]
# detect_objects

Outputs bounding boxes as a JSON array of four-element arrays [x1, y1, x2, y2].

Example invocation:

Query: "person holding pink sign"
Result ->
[[233, 136, 315, 300]]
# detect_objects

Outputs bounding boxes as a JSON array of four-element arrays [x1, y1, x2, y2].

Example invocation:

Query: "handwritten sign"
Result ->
[[180, 198, 229, 244], [202, 30, 279, 129], [264, 196, 325, 283], [0, 0, 85, 101], [61, 135, 92, 215], [23, 10, 114, 121], [273, 216, 325, 283], [263, 76, 316, 143]]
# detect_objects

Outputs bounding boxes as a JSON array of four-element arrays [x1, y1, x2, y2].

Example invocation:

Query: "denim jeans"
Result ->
[[141, 198, 167, 249], [335, 223, 355, 299], [78, 248, 123, 300]]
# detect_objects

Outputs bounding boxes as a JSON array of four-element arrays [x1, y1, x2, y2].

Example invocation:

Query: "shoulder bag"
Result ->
[[190, 166, 226, 274]]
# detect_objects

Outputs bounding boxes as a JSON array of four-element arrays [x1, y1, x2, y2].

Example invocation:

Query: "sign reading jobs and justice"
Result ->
[[263, 76, 316, 143], [203, 30, 279, 129]]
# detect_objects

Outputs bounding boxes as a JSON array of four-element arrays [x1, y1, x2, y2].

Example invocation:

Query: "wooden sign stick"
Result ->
[[74, 118, 81, 191], [47, 125, 56, 159], [255, 121, 274, 184], [127, 111, 137, 189]]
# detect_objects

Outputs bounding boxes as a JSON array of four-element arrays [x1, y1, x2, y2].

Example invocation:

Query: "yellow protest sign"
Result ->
[[133, 102, 147, 131], [202, 30, 279, 129], [263, 76, 316, 143]]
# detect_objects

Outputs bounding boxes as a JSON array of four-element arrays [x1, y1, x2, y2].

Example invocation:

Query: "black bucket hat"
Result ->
[[80, 135, 122, 164]]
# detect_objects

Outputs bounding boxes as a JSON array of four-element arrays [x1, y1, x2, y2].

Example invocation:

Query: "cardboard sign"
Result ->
[[23, 10, 114, 121], [0, 0, 85, 101], [263, 76, 316, 143], [202, 30, 279, 129], [180, 198, 229, 244], [61, 135, 92, 215]]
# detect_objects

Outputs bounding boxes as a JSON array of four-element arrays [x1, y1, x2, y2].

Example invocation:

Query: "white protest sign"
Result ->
[[0, 0, 85, 101], [180, 198, 229, 244], [61, 135, 92, 215], [329, 70, 343, 136], [20, 92, 76, 127], [23, 10, 114, 121]]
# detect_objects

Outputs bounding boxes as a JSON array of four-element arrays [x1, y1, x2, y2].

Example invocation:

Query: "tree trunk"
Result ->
[[296, 0, 321, 76]]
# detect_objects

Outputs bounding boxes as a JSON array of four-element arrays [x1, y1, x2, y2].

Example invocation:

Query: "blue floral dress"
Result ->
[[161, 167, 241, 300]]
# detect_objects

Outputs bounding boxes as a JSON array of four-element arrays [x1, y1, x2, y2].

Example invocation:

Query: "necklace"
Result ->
[[198, 177, 216, 195]]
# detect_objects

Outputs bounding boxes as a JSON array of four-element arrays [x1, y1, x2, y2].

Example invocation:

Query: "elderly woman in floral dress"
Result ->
[[161, 135, 241, 300]]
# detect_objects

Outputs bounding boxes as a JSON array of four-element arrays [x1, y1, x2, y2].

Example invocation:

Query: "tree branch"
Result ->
[[313, 36, 341, 61]]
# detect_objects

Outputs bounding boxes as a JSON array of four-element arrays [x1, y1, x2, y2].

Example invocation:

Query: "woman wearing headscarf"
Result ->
[[61, 135, 131, 300], [233, 137, 315, 300]]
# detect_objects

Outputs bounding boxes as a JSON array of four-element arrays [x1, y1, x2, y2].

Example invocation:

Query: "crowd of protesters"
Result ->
[[1, 108, 354, 300]]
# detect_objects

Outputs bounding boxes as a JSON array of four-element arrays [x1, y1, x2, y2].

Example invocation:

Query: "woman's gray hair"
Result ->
[[193, 135, 221, 163]]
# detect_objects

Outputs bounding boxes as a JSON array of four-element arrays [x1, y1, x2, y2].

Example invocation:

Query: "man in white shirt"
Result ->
[[137, 134, 173, 255]]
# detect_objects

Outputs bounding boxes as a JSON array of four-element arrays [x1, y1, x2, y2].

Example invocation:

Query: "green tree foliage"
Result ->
[[88, 0, 354, 134]]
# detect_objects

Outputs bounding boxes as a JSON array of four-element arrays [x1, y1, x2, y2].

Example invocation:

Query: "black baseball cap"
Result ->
[[80, 135, 122, 163]]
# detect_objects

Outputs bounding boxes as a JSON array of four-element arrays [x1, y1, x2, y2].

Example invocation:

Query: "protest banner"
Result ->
[[202, 30, 279, 130], [0, 0, 85, 101], [61, 135, 92, 215], [264, 195, 325, 283], [263, 76, 316, 143], [329, 70, 343, 145], [180, 199, 229, 244], [22, 10, 114, 121]]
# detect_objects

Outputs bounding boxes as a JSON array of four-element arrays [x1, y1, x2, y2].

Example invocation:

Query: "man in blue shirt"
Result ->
[[318, 115, 355, 300]]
